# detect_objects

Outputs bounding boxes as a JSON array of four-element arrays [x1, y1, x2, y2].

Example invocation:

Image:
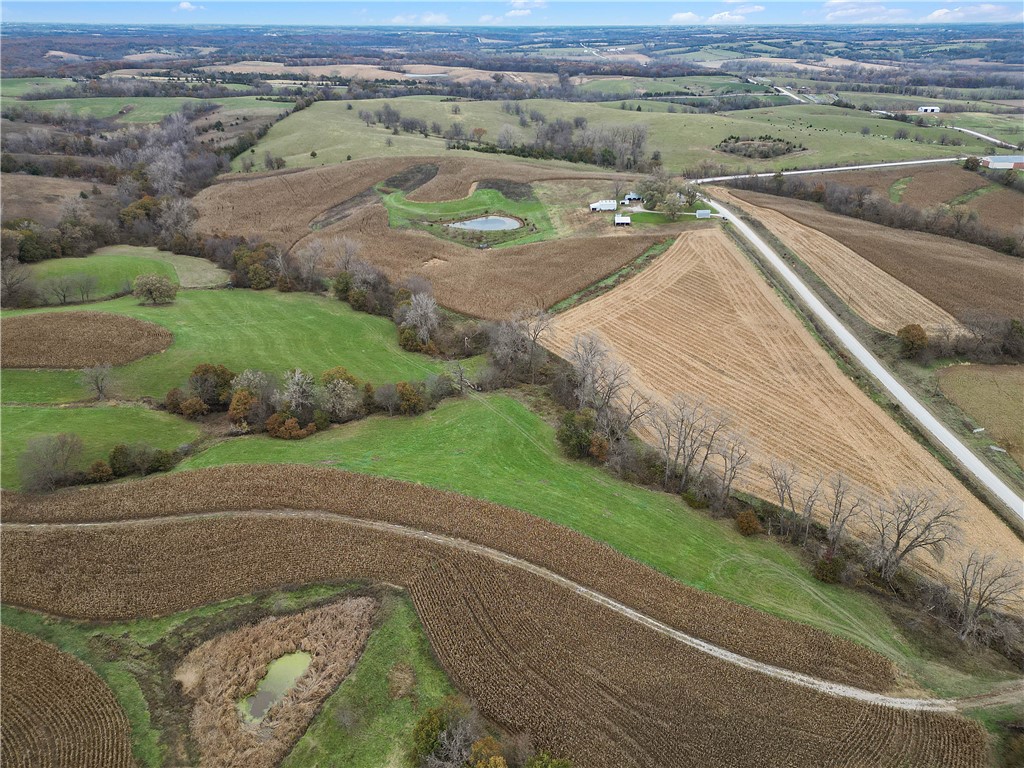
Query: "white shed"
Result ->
[[614, 214, 631, 226], [695, 209, 712, 219], [917, 106, 940, 113], [623, 192, 642, 203], [590, 200, 617, 212]]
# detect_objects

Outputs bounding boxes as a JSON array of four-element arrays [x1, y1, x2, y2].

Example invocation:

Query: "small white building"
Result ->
[[981, 155, 1024, 170], [695, 209, 712, 219], [590, 199, 617, 212], [614, 214, 631, 226], [623, 192, 642, 203], [917, 106, 940, 113]]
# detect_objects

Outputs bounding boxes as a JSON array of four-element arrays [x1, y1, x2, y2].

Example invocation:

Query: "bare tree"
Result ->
[[765, 459, 798, 536], [825, 472, 864, 556], [18, 433, 84, 492], [373, 383, 400, 416], [517, 308, 552, 383], [73, 273, 100, 302], [797, 474, 823, 546], [568, 333, 632, 438], [715, 432, 751, 513], [1, 257, 35, 306], [275, 369, 318, 422], [81, 364, 114, 400], [955, 551, 1024, 641], [868, 488, 961, 584], [293, 241, 326, 292], [648, 394, 727, 493], [42, 275, 76, 305], [404, 292, 440, 343], [156, 196, 197, 240]]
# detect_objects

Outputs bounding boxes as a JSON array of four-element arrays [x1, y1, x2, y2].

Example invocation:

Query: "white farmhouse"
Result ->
[[590, 200, 617, 212]]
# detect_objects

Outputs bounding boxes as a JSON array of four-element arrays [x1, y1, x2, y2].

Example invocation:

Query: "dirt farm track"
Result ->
[[547, 228, 1023, 581], [0, 467, 989, 768]]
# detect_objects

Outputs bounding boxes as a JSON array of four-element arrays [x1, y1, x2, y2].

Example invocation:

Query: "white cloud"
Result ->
[[822, 1, 910, 21], [506, 8, 532, 16], [669, 11, 701, 23], [923, 4, 1023, 21], [707, 10, 746, 22], [510, 0, 546, 7], [390, 12, 450, 24], [733, 4, 765, 13], [174, 1, 204, 11]]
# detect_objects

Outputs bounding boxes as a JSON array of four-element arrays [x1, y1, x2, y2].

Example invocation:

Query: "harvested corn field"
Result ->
[[712, 188, 960, 334], [547, 228, 1023, 579], [195, 156, 661, 318], [0, 312, 173, 368], [939, 364, 1024, 468], [178, 597, 377, 768], [725, 190, 1024, 319], [0, 625, 136, 768], [1, 503, 988, 767], [0, 466, 895, 691]]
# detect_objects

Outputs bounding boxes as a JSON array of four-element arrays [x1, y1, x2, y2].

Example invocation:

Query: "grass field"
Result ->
[[29, 246, 228, 301], [576, 75, 768, 96], [282, 594, 453, 768], [8, 95, 290, 123], [381, 186, 555, 247], [1, 584, 440, 767], [0, 404, 200, 489], [240, 96, 991, 174], [1, 289, 444, 403], [177, 392, 1017, 696], [939, 365, 1024, 468], [0, 76, 73, 98]]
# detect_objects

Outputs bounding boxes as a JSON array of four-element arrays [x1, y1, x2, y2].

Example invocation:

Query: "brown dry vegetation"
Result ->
[[1, 466, 895, 692], [547, 229, 1024, 580], [939, 364, 1024, 468], [726, 190, 1024, 320], [195, 156, 663, 318], [178, 598, 376, 768], [0, 311, 173, 368], [1, 494, 988, 767], [0, 625, 136, 768], [713, 188, 960, 334], [1, 174, 118, 227], [198, 61, 560, 86]]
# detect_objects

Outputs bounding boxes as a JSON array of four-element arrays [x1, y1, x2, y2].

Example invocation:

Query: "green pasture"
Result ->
[[240, 96, 991, 174], [576, 75, 768, 96], [380, 185, 554, 246], [0, 77, 73, 98], [28, 245, 229, 301], [1, 404, 199, 489], [179, 393, 1019, 696], [8, 95, 289, 123], [1, 289, 444, 403]]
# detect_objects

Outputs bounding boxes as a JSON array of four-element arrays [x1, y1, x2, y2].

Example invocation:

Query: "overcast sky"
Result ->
[[3, 0, 1023, 26]]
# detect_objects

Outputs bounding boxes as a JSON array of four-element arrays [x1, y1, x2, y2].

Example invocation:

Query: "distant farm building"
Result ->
[[614, 214, 631, 226], [696, 209, 712, 219], [590, 200, 617, 212], [623, 192, 642, 203], [917, 106, 940, 113], [981, 155, 1024, 170]]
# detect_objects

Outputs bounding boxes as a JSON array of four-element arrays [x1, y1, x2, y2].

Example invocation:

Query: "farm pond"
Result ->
[[238, 651, 311, 721], [445, 215, 522, 231]]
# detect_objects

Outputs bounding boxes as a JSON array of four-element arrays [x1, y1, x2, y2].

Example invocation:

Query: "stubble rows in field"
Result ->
[[0, 626, 136, 768], [547, 228, 1023, 580], [712, 188, 960, 335], [1, 503, 988, 767], [1, 312, 173, 368], [195, 156, 665, 318], [726, 190, 1024, 319]]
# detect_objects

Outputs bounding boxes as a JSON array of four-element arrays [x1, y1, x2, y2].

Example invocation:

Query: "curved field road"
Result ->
[[707, 195, 1024, 521], [948, 126, 1016, 149], [7, 510, 957, 713]]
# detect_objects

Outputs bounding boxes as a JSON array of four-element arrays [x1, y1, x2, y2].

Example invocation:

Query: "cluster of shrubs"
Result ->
[[715, 135, 805, 159], [165, 362, 461, 439], [409, 698, 571, 768]]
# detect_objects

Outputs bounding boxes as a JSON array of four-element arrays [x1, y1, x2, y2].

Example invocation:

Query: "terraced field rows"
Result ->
[[713, 188, 960, 334], [1, 507, 988, 767], [547, 229, 1023, 579], [0, 626, 136, 768]]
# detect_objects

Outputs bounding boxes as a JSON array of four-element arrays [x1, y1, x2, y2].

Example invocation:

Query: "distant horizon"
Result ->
[[3, 1, 1023, 27]]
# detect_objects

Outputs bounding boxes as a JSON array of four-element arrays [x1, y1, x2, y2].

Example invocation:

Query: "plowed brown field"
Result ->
[[194, 156, 661, 318], [547, 228, 1023, 579], [0, 625, 136, 768], [726, 190, 1024, 319], [713, 188, 960, 334], [1, 477, 989, 766], [1, 312, 173, 368]]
